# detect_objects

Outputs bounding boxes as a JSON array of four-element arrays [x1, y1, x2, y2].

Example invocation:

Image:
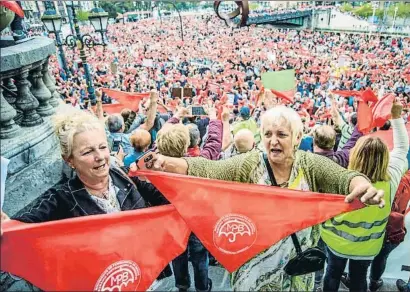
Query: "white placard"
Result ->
[[1, 157, 10, 209], [267, 53, 276, 62], [142, 58, 154, 67]]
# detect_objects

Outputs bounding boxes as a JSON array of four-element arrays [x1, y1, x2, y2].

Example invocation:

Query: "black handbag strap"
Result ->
[[263, 153, 302, 255]]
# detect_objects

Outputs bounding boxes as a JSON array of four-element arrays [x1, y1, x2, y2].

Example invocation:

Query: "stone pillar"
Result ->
[[14, 68, 43, 127], [42, 57, 60, 107], [29, 63, 55, 116], [3, 78, 17, 106], [2, 77, 23, 124], [0, 84, 20, 139]]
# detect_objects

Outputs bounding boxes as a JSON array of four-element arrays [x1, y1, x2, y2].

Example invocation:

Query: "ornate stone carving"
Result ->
[[29, 63, 54, 116], [42, 57, 60, 107], [214, 1, 249, 27], [0, 85, 20, 139], [14, 68, 43, 127]]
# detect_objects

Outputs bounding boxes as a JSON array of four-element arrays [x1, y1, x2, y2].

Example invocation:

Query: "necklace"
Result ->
[[85, 182, 110, 200], [278, 181, 289, 188]]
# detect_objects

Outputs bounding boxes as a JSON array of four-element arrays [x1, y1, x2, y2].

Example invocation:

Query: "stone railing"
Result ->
[[0, 36, 60, 174], [1, 36, 70, 215]]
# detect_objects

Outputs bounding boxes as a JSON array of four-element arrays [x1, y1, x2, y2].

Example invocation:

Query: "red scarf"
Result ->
[[138, 171, 363, 272], [1, 206, 190, 291], [187, 146, 201, 157]]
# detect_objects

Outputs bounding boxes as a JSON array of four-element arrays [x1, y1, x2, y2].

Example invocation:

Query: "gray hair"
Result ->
[[106, 114, 124, 133], [187, 123, 200, 148], [261, 106, 303, 148]]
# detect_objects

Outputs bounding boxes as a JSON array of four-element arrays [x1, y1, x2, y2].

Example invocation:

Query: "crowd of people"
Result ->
[[1, 10, 410, 292]]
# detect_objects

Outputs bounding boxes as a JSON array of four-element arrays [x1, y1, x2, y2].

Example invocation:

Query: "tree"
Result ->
[[76, 10, 89, 22], [353, 3, 373, 18], [388, 2, 410, 19], [249, 3, 260, 10], [100, 1, 118, 19], [340, 3, 353, 13], [375, 8, 384, 19]]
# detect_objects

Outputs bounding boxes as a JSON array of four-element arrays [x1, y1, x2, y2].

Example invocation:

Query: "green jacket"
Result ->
[[184, 150, 364, 196]]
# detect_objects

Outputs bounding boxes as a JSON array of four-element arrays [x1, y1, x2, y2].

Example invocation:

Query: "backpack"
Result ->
[[386, 171, 410, 244]]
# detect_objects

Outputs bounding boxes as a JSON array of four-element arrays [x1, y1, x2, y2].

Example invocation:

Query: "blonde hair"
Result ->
[[348, 136, 390, 183], [130, 129, 151, 152], [261, 106, 303, 148], [53, 108, 105, 160], [156, 123, 189, 157]]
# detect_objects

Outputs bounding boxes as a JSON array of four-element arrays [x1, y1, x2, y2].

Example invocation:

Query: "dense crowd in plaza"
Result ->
[[1, 8, 410, 292]]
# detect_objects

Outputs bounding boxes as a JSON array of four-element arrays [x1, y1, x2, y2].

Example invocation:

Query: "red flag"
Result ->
[[0, 1, 24, 18], [1, 206, 190, 291], [102, 88, 149, 111], [372, 93, 396, 128], [357, 101, 374, 134], [137, 171, 363, 272], [367, 123, 410, 151], [331, 90, 362, 97], [361, 88, 378, 103], [270, 89, 294, 104], [91, 103, 125, 115]]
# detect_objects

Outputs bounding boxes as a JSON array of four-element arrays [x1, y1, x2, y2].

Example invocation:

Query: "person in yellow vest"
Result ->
[[322, 101, 409, 292], [232, 106, 261, 144]]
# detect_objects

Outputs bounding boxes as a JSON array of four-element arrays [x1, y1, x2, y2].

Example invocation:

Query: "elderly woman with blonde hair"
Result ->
[[149, 105, 385, 291], [322, 101, 409, 292], [1, 108, 169, 290]]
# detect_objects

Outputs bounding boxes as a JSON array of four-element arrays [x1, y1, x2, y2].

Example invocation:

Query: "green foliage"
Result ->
[[353, 3, 373, 18], [249, 3, 260, 10], [99, 1, 118, 19], [388, 2, 410, 19], [76, 10, 89, 21], [375, 8, 384, 19], [340, 3, 353, 13]]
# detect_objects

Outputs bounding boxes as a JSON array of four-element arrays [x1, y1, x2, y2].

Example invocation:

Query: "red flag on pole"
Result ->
[[1, 206, 190, 291], [101, 88, 149, 111], [137, 171, 364, 272]]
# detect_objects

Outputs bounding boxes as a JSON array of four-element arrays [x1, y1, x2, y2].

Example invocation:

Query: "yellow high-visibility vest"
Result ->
[[321, 181, 391, 258]]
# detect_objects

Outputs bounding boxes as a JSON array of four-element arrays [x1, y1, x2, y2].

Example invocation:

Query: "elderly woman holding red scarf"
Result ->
[[149, 105, 384, 291]]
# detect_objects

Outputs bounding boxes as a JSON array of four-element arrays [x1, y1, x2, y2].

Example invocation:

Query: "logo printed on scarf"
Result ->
[[94, 260, 141, 291], [213, 214, 257, 254]]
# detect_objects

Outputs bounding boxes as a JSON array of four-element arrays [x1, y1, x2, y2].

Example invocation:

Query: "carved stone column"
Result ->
[[14, 68, 43, 127], [3, 78, 17, 106], [29, 63, 54, 116], [0, 84, 20, 139], [42, 57, 60, 107]]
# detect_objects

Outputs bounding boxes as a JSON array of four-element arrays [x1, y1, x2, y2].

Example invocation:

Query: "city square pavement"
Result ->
[[149, 264, 403, 291]]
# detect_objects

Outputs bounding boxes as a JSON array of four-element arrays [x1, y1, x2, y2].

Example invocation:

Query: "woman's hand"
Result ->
[[346, 176, 385, 208], [208, 106, 217, 120], [221, 106, 230, 122], [391, 100, 403, 120], [1, 211, 10, 237], [150, 154, 166, 171], [114, 145, 125, 166]]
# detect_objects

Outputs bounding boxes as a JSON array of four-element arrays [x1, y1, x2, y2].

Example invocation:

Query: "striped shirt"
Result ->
[[337, 119, 354, 151]]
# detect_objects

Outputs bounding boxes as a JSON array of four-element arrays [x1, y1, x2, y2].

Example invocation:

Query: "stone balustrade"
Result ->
[[0, 36, 62, 176]]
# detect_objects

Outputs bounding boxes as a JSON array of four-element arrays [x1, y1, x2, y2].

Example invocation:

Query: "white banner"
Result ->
[[1, 156, 10, 209]]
